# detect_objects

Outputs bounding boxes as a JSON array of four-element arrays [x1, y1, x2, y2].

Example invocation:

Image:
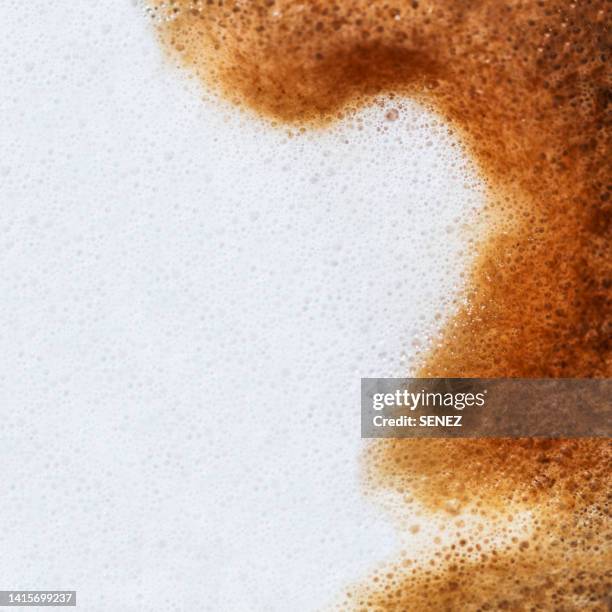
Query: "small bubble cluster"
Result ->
[[150, 0, 611, 609]]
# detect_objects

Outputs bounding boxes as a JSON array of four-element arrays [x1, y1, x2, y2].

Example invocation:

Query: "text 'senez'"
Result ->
[[361, 379, 611, 438]]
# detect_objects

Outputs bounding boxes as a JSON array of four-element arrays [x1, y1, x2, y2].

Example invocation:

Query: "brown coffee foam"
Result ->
[[150, 1, 610, 609]]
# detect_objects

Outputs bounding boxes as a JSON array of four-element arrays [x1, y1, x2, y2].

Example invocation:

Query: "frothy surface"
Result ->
[[0, 1, 486, 607], [151, 0, 611, 609]]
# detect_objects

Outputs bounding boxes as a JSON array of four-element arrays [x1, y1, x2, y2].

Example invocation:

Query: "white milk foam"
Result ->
[[0, 1, 485, 610]]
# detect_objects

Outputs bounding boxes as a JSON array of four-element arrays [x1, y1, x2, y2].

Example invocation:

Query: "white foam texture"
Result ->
[[0, 1, 485, 610]]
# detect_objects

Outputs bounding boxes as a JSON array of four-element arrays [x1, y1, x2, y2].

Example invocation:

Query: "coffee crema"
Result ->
[[149, 1, 610, 609]]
